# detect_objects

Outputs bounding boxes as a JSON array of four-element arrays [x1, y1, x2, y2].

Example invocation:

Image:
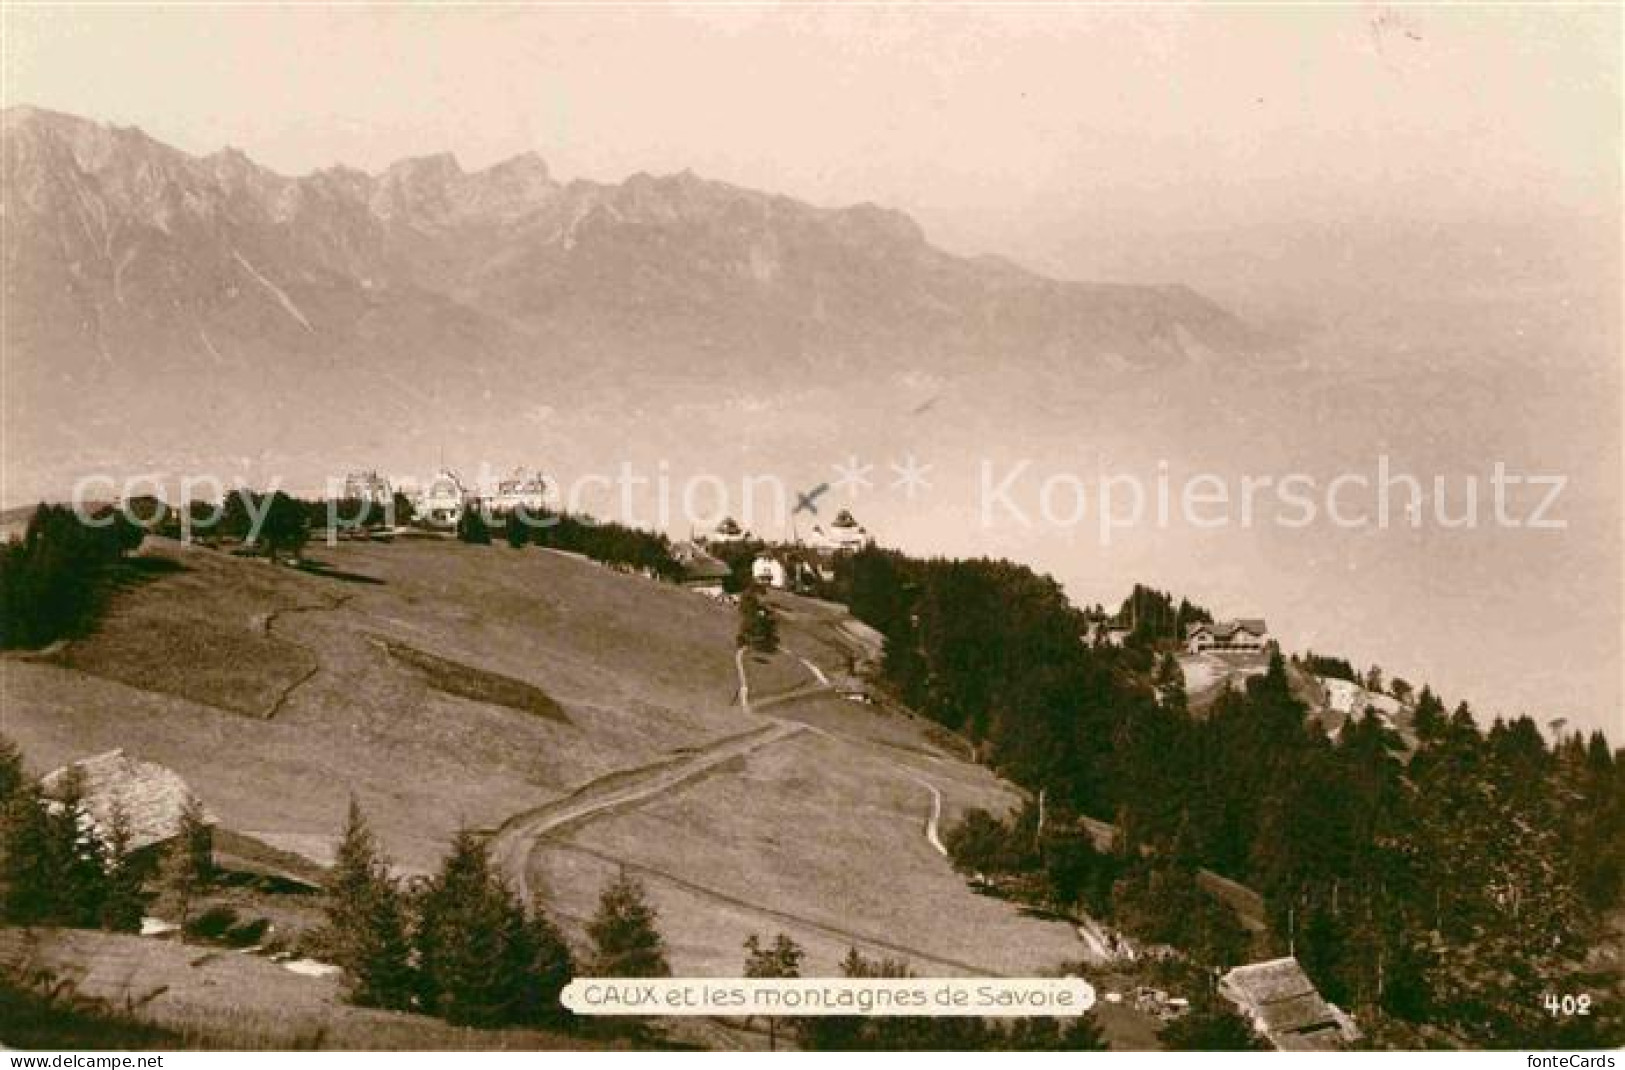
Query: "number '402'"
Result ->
[[1544, 993, 1592, 1017]]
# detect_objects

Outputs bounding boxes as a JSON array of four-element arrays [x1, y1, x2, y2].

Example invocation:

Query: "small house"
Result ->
[[751, 554, 788, 589], [808, 509, 871, 553], [1219, 956, 1360, 1051], [671, 540, 732, 596], [1186, 618, 1269, 655]]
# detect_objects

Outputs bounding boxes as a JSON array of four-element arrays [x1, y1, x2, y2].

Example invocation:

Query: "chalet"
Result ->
[[751, 554, 788, 590], [1219, 956, 1360, 1051], [707, 516, 751, 544], [415, 469, 468, 528], [671, 540, 732, 595], [1186, 618, 1269, 655], [808, 509, 871, 553], [40, 750, 216, 870]]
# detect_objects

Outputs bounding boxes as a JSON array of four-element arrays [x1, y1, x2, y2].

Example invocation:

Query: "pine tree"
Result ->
[[155, 797, 212, 929], [504, 511, 529, 549], [323, 800, 415, 1010], [744, 932, 804, 1050], [521, 910, 576, 1027], [587, 870, 670, 978], [0, 768, 112, 927], [51, 770, 109, 927], [1156, 652, 1188, 712], [0, 785, 54, 924], [417, 828, 570, 1026], [736, 590, 779, 654], [0, 734, 23, 806], [99, 802, 148, 932], [1159, 1001, 1269, 1051], [457, 509, 492, 545]]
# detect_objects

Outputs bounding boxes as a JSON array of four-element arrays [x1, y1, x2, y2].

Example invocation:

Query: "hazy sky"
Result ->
[[5, 4, 1618, 287]]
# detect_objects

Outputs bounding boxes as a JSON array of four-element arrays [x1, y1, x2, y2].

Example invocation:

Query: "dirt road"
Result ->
[[490, 719, 806, 901]]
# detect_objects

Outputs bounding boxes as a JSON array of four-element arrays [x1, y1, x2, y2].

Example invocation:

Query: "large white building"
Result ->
[[342, 470, 394, 505], [480, 467, 549, 516], [415, 469, 468, 528], [808, 509, 871, 553]]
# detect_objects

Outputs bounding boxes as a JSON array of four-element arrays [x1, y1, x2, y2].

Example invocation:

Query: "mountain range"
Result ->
[[2, 105, 1266, 499]]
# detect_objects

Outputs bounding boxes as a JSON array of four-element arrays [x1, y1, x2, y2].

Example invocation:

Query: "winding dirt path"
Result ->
[[490, 719, 807, 902], [492, 642, 956, 968]]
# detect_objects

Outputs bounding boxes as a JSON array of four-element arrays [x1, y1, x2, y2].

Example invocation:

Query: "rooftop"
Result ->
[[1220, 956, 1353, 1051], [41, 749, 216, 853]]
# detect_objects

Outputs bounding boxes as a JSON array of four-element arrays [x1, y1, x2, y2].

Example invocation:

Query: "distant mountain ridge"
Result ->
[[2, 105, 1267, 495]]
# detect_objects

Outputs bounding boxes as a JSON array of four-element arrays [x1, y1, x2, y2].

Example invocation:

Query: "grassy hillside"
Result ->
[[4, 538, 761, 871], [3, 536, 1084, 988]]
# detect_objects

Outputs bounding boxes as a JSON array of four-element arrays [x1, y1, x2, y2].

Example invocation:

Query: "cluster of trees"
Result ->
[[1302, 651, 1358, 683], [706, 537, 768, 595], [0, 736, 214, 936], [0, 505, 145, 649], [736, 590, 780, 653], [318, 801, 669, 1029], [834, 545, 1624, 1047], [784, 944, 1108, 1051], [1112, 584, 1212, 649], [943, 805, 1250, 974], [147, 490, 312, 560], [499, 509, 681, 580]]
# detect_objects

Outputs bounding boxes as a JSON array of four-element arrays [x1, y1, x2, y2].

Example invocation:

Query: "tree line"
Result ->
[[466, 507, 683, 581]]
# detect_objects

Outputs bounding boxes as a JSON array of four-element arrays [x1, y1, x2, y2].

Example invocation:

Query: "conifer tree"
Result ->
[[155, 796, 211, 929], [417, 828, 571, 1026], [744, 932, 804, 1049], [1156, 651, 1188, 712], [0, 768, 109, 927], [1159, 999, 1269, 1051], [587, 870, 670, 978], [323, 800, 415, 1010], [0, 784, 53, 924], [456, 508, 492, 545], [0, 734, 23, 806], [99, 802, 148, 932], [736, 590, 779, 654], [504, 510, 529, 549]]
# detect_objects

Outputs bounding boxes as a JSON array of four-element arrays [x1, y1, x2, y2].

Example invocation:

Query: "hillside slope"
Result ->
[[1, 536, 1082, 976]]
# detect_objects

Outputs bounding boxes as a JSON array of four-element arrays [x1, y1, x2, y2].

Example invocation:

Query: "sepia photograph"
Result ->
[[0, 2, 1620, 1058]]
